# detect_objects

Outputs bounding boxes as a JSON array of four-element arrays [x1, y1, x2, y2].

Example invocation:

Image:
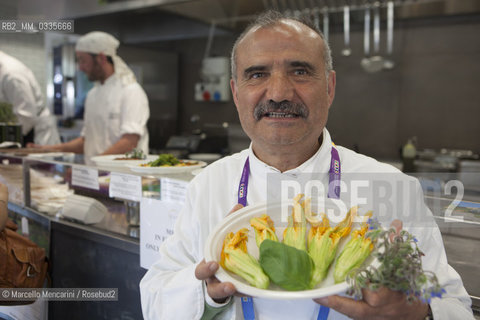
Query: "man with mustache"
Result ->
[[140, 10, 472, 320]]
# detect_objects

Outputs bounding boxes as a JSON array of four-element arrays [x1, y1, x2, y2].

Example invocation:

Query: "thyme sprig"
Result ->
[[346, 219, 445, 304]]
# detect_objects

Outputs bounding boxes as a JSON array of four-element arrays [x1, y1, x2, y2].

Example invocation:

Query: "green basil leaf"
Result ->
[[259, 239, 314, 291]]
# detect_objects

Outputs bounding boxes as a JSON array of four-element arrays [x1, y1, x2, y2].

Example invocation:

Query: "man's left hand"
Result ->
[[314, 287, 429, 320]]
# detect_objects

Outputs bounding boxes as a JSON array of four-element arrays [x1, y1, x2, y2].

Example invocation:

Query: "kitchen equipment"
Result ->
[[0, 123, 22, 145], [384, 1, 395, 69], [440, 149, 479, 160], [360, 6, 371, 70], [194, 56, 230, 102], [458, 160, 480, 192], [188, 153, 222, 164], [163, 135, 201, 158], [313, 7, 320, 32], [341, 5, 352, 56], [362, 3, 385, 73], [125, 200, 140, 226], [322, 7, 329, 43], [62, 194, 106, 224], [227, 123, 250, 154], [402, 139, 416, 172]]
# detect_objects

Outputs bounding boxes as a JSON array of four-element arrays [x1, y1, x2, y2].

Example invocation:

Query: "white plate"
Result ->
[[204, 199, 376, 300], [91, 154, 159, 168], [127, 160, 207, 174]]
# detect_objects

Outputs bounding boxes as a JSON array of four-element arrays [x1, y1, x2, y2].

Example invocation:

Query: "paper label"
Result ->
[[140, 198, 184, 269], [109, 172, 142, 201], [72, 166, 99, 190], [160, 178, 188, 203]]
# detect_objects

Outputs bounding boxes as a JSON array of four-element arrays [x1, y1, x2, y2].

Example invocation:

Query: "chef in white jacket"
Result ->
[[0, 51, 60, 145], [140, 11, 473, 320], [31, 31, 149, 160]]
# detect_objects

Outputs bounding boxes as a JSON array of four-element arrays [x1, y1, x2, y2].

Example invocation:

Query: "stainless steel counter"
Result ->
[[443, 233, 480, 310]]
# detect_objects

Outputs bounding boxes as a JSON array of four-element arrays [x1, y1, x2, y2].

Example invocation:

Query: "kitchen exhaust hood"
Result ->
[[15, 0, 480, 44], [17, 0, 193, 20]]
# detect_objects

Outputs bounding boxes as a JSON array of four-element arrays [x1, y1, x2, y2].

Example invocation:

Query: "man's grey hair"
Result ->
[[230, 10, 333, 81]]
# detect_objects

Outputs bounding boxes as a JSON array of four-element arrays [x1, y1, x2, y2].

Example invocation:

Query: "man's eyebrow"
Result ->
[[289, 61, 316, 71], [243, 65, 267, 77]]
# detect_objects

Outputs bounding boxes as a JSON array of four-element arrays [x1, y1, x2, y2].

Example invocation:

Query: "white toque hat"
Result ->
[[75, 31, 136, 85]]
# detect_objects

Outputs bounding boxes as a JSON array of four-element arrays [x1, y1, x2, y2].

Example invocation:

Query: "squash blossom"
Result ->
[[220, 228, 270, 289], [333, 212, 374, 284], [250, 214, 279, 247], [307, 207, 357, 287], [283, 194, 307, 251]]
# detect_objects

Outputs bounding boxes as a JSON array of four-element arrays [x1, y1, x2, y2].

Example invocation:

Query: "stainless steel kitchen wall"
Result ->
[[327, 15, 480, 159], [170, 14, 480, 160], [117, 46, 179, 150]]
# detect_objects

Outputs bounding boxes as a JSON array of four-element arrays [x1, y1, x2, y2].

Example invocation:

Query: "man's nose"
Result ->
[[266, 72, 295, 102]]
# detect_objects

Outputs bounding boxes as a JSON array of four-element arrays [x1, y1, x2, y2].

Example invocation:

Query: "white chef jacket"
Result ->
[[140, 128, 473, 320], [81, 72, 149, 159], [0, 51, 60, 145]]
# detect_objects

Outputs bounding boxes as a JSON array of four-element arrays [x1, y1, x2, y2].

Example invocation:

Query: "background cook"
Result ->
[[29, 31, 150, 162]]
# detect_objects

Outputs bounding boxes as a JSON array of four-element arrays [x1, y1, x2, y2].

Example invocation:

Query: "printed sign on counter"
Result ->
[[140, 197, 185, 269], [140, 178, 189, 269], [72, 166, 99, 190], [109, 172, 142, 201]]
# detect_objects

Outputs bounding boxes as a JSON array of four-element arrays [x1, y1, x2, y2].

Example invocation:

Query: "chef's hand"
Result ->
[[314, 220, 429, 320], [195, 203, 244, 303], [25, 142, 52, 149]]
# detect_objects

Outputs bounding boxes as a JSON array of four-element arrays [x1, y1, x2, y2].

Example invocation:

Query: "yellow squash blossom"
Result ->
[[333, 212, 374, 283], [250, 214, 279, 247], [220, 228, 270, 289], [307, 207, 357, 287], [283, 194, 307, 251]]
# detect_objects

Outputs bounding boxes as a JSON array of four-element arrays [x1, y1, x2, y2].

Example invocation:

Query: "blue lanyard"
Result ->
[[238, 145, 341, 320]]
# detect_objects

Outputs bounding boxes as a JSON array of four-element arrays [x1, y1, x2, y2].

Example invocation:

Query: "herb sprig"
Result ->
[[124, 148, 146, 160], [346, 219, 445, 304]]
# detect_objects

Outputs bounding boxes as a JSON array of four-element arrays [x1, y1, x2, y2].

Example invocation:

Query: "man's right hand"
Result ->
[[195, 260, 236, 303], [195, 203, 244, 303]]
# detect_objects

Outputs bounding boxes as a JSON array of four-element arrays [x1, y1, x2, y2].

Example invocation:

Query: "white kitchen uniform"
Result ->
[[140, 128, 473, 320], [0, 51, 60, 145], [81, 72, 149, 160]]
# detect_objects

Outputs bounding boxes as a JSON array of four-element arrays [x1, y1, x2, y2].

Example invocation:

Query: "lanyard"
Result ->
[[238, 145, 341, 320]]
